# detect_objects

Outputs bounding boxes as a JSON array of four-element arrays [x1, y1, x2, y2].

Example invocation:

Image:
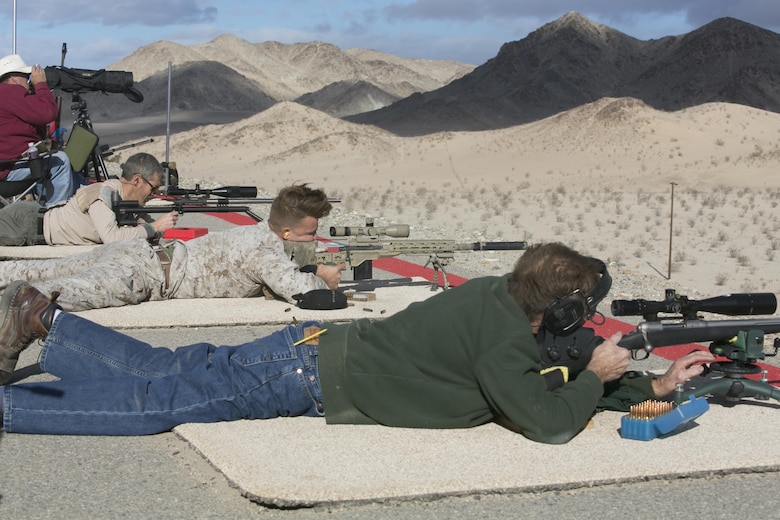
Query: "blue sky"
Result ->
[[2, 1, 779, 70]]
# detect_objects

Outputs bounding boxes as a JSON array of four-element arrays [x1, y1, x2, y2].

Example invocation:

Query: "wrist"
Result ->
[[300, 264, 318, 275], [143, 223, 157, 238], [651, 376, 672, 397]]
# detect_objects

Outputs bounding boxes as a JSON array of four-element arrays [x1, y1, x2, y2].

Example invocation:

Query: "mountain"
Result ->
[[77, 12, 780, 143], [81, 61, 276, 119], [347, 12, 780, 135], [81, 36, 473, 125]]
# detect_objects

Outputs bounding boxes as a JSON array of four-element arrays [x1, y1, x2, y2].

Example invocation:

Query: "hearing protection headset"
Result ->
[[541, 260, 611, 336]]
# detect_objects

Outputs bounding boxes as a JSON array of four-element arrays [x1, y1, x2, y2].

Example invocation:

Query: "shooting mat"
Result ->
[[175, 399, 780, 508]]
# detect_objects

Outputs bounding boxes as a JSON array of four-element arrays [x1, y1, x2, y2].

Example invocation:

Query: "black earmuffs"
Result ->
[[541, 260, 611, 336]]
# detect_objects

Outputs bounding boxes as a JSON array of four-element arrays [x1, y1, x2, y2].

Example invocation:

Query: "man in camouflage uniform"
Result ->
[[0, 184, 345, 311]]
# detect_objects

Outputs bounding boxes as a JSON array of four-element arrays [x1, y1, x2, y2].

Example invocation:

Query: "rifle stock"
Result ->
[[618, 318, 780, 352]]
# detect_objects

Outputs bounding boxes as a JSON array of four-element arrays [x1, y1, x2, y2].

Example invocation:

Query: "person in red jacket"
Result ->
[[0, 54, 80, 206]]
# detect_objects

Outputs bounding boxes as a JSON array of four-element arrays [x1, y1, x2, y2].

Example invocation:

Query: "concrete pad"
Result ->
[[0, 244, 98, 259], [175, 400, 780, 508]]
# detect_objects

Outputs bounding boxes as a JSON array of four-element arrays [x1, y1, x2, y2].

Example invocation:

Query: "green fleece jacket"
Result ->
[[319, 274, 654, 444]]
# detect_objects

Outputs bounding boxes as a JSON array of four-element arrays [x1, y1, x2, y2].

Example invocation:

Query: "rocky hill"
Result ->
[[74, 36, 473, 126], [347, 12, 780, 135], [295, 81, 401, 118]]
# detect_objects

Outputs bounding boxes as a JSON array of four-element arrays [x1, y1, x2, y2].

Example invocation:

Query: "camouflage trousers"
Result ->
[[0, 239, 167, 312]]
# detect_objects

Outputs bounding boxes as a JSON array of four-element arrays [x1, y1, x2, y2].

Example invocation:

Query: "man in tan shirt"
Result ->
[[0, 152, 177, 246]]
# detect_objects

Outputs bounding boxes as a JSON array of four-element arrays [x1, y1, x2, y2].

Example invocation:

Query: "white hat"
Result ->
[[0, 54, 33, 78]]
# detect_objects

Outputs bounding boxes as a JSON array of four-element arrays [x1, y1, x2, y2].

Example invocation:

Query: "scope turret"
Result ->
[[330, 225, 410, 238], [611, 289, 777, 320]]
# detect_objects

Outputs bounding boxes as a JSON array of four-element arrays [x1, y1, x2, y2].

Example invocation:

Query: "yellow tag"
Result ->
[[540, 366, 570, 383]]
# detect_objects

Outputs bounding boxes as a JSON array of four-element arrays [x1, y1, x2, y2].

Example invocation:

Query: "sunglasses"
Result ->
[[140, 176, 161, 194]]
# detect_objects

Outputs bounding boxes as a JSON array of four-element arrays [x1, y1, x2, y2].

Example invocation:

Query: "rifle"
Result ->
[[112, 185, 343, 225], [111, 185, 269, 225], [51, 43, 67, 149], [317, 229, 528, 289], [613, 290, 780, 402], [611, 289, 778, 354], [540, 290, 780, 402]]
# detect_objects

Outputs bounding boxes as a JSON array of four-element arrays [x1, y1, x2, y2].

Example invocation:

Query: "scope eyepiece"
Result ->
[[611, 298, 668, 317], [330, 225, 410, 238]]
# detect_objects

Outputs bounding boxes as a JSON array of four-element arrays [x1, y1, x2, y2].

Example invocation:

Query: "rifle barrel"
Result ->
[[618, 318, 780, 351], [469, 241, 528, 251]]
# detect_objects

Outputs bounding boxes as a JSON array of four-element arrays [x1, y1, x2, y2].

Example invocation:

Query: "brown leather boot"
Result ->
[[0, 281, 61, 385]]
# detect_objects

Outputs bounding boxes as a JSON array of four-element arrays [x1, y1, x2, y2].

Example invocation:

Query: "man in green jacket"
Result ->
[[0, 242, 713, 442]]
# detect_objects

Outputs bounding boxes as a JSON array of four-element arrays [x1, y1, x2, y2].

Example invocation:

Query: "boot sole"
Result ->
[[0, 281, 27, 330], [0, 281, 30, 385]]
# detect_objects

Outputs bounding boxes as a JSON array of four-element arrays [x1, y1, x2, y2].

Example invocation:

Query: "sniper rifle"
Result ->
[[541, 289, 780, 402], [611, 289, 779, 354], [113, 184, 343, 225], [318, 225, 527, 289], [111, 186, 267, 225]]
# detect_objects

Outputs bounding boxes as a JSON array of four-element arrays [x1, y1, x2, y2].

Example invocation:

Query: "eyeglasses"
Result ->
[[140, 176, 161, 194]]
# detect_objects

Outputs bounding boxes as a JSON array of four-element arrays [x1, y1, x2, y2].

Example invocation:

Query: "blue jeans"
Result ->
[[5, 151, 81, 206], [3, 314, 324, 435]]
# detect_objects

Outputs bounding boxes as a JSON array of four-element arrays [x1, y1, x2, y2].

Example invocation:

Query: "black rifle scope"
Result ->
[[611, 289, 777, 320], [166, 186, 258, 198]]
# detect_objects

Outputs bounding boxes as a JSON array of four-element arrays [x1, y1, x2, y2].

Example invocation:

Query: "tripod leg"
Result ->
[[676, 377, 780, 403], [736, 378, 780, 401]]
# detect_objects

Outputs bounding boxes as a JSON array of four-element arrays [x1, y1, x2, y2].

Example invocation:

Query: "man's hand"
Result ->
[[151, 211, 179, 233], [30, 64, 47, 85], [316, 263, 346, 289], [586, 332, 630, 383], [652, 349, 716, 397]]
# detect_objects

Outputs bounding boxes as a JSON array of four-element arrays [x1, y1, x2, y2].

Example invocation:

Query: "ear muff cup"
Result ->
[[542, 295, 588, 336], [541, 260, 611, 336]]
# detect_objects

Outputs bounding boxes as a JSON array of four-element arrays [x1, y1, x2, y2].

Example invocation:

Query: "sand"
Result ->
[[106, 96, 780, 301]]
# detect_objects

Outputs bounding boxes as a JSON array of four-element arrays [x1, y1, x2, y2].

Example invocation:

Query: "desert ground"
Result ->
[[99, 96, 780, 303]]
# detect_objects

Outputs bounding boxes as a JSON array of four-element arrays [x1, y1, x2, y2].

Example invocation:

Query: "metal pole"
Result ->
[[165, 61, 172, 192], [667, 182, 677, 279], [12, 0, 17, 53]]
